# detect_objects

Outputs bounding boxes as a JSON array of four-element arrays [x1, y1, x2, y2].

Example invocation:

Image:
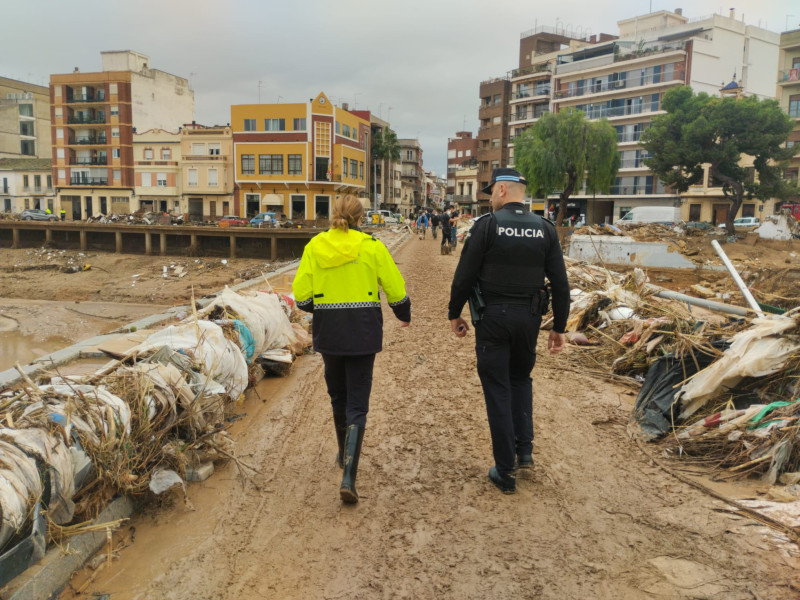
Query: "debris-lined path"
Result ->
[[63, 234, 798, 600]]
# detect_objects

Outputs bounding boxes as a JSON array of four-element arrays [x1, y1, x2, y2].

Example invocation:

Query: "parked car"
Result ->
[[250, 212, 277, 227], [19, 209, 58, 222], [718, 217, 760, 228], [218, 215, 249, 227]]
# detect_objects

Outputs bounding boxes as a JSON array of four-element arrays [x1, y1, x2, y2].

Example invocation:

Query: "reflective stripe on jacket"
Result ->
[[292, 228, 410, 355]]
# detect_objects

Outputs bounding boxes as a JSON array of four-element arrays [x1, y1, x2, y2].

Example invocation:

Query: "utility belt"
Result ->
[[470, 286, 550, 325]]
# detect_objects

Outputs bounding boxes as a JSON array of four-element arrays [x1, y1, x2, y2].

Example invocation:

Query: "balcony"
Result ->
[[70, 177, 109, 186], [618, 158, 650, 169], [510, 63, 552, 79], [555, 71, 683, 100], [617, 132, 645, 143], [70, 158, 107, 166], [183, 154, 227, 161], [67, 93, 106, 103], [67, 116, 106, 125], [512, 88, 550, 101], [777, 68, 800, 84], [68, 136, 107, 145], [510, 108, 550, 124], [581, 102, 661, 120]]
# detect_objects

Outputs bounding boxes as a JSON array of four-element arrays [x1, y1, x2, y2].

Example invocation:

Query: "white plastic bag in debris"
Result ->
[[0, 427, 76, 528], [37, 384, 132, 441], [198, 287, 297, 355], [131, 320, 248, 401], [678, 313, 800, 420]]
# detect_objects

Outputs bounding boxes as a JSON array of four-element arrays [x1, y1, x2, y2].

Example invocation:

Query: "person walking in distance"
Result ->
[[448, 168, 570, 494], [293, 195, 411, 503], [449, 205, 460, 249], [430, 209, 440, 240], [440, 206, 453, 252], [416, 211, 429, 239]]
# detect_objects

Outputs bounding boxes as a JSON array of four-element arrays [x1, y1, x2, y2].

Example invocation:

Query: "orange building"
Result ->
[[50, 51, 193, 219], [231, 92, 369, 221]]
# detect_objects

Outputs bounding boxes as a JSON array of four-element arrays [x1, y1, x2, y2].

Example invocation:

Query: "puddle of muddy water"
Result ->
[[0, 330, 76, 372]]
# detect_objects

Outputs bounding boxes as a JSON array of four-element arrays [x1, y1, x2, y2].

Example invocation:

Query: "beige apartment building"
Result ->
[[451, 165, 478, 214], [398, 138, 423, 214], [0, 77, 51, 159], [50, 51, 193, 220], [0, 158, 55, 213], [180, 124, 234, 221], [133, 128, 182, 214]]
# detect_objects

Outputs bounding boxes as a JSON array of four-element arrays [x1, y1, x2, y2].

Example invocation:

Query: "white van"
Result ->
[[617, 206, 682, 225]]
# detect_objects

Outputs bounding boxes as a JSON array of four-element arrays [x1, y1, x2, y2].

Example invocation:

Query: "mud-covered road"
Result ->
[[60, 234, 798, 599]]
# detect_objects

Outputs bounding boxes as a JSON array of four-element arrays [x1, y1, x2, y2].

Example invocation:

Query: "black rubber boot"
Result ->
[[333, 411, 347, 469], [488, 466, 516, 494], [516, 454, 534, 469], [340, 424, 365, 503]]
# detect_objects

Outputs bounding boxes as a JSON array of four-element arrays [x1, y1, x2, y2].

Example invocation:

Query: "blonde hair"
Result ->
[[331, 195, 364, 232]]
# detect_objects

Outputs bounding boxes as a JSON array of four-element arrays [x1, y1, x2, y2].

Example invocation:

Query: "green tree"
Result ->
[[514, 109, 620, 225], [641, 86, 796, 234], [371, 128, 400, 210]]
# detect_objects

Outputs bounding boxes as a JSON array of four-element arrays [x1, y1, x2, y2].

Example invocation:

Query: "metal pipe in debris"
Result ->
[[710, 240, 765, 318], [646, 286, 748, 316]]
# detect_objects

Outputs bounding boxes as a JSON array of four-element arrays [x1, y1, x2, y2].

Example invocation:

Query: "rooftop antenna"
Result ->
[[258, 80, 262, 104]]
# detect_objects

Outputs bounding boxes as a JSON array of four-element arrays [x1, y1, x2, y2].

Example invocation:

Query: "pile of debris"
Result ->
[[0, 287, 311, 567], [552, 256, 800, 491]]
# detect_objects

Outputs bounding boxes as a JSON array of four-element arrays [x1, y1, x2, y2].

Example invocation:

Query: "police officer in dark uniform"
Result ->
[[448, 167, 570, 494]]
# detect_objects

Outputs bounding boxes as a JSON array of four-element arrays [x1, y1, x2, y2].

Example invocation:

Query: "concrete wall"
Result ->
[[568, 235, 696, 268], [131, 70, 193, 132]]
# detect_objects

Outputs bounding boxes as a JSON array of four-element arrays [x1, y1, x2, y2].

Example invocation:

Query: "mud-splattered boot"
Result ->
[[340, 424, 365, 503], [333, 411, 347, 469]]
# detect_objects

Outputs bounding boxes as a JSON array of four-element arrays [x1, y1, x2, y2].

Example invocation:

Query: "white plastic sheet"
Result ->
[[198, 287, 298, 355], [678, 313, 800, 420], [130, 320, 248, 402]]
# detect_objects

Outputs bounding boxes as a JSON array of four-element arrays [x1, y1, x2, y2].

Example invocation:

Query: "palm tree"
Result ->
[[371, 128, 400, 210]]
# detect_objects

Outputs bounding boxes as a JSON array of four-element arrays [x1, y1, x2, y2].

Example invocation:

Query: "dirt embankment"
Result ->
[[50, 234, 798, 600]]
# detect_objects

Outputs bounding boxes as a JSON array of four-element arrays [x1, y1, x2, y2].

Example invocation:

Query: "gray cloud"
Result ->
[[1, 0, 795, 176]]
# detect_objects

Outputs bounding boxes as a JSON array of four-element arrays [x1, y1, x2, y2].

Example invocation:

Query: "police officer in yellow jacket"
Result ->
[[293, 195, 411, 503]]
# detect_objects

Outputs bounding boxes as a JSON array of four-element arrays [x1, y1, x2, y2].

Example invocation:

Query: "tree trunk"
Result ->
[[710, 166, 744, 236], [556, 169, 577, 226]]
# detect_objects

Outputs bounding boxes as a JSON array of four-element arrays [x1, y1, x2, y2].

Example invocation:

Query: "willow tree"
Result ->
[[514, 109, 620, 225], [641, 86, 796, 234]]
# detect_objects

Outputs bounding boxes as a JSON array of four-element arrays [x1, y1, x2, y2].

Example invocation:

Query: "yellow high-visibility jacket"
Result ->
[[293, 228, 411, 355]]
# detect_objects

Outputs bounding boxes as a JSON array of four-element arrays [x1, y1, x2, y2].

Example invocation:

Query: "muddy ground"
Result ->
[[13, 233, 790, 599]]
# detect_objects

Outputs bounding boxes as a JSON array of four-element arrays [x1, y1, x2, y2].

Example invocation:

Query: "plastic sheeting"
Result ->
[[198, 288, 297, 357], [130, 320, 248, 402], [630, 342, 725, 440], [677, 314, 800, 420]]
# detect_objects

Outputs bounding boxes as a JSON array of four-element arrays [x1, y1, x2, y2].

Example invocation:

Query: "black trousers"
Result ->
[[322, 353, 376, 427], [475, 304, 542, 476]]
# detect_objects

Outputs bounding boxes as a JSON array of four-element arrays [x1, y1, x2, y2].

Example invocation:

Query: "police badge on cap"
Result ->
[[481, 168, 529, 194]]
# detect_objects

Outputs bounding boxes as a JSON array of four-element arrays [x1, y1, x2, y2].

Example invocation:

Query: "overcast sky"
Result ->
[[2, 0, 797, 176]]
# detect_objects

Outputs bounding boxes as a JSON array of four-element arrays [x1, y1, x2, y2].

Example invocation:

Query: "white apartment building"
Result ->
[[502, 10, 781, 223]]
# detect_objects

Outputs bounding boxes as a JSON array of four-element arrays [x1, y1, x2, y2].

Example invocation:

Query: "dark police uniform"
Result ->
[[448, 203, 570, 479]]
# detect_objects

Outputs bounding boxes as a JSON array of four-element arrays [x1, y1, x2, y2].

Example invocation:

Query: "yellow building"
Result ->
[[231, 92, 369, 221]]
